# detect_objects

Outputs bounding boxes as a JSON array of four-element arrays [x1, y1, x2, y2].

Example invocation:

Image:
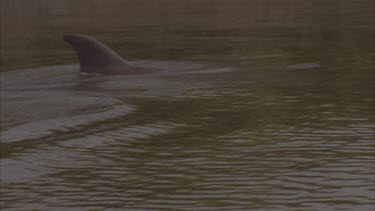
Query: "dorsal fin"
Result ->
[[63, 33, 131, 74]]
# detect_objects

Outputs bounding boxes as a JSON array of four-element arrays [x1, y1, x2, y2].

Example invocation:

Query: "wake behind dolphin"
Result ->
[[63, 34, 160, 75]]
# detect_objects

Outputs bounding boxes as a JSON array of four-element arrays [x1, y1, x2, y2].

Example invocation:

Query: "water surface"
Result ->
[[1, 1, 374, 210]]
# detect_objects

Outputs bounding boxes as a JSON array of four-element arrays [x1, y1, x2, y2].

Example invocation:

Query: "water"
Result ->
[[1, 1, 374, 210]]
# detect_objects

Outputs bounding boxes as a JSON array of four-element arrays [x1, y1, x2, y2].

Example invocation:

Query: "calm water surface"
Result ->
[[1, 1, 374, 210]]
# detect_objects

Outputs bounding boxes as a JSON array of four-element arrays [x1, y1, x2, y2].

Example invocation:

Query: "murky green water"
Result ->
[[1, 1, 374, 210]]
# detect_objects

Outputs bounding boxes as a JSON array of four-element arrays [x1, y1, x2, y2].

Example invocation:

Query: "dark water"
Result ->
[[1, 1, 374, 210]]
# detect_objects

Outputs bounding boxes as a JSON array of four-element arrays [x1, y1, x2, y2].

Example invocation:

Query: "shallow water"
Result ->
[[1, 1, 374, 211]]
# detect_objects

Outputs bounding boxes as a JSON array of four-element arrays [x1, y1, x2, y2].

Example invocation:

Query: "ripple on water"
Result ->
[[1, 62, 374, 211]]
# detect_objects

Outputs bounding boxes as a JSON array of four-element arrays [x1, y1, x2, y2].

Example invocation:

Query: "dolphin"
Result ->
[[63, 33, 160, 75]]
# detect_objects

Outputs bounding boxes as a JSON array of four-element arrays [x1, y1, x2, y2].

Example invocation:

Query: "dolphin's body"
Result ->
[[63, 34, 159, 75]]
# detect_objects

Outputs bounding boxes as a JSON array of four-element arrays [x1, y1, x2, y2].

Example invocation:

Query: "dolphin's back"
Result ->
[[63, 34, 140, 75]]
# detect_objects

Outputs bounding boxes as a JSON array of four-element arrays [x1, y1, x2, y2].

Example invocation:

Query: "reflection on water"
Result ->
[[1, 1, 374, 211]]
